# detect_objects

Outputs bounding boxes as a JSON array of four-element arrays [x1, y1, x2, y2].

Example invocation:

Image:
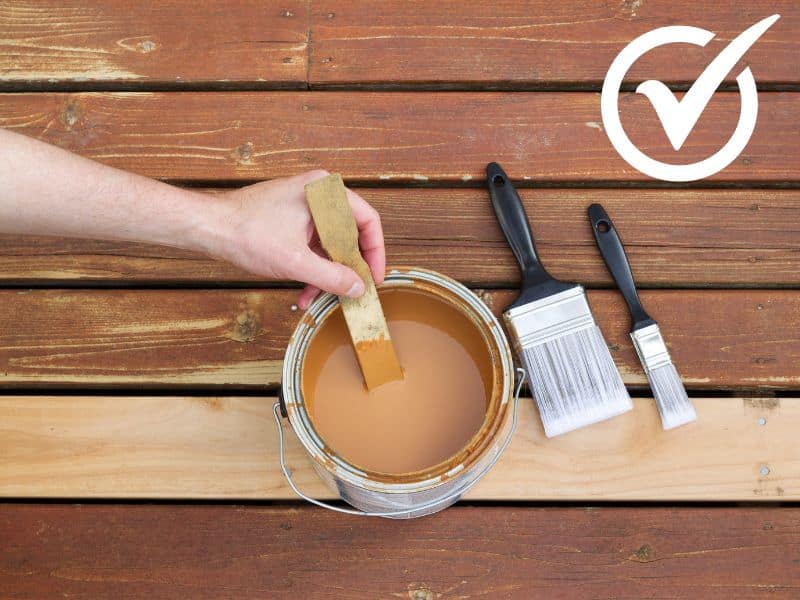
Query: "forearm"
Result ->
[[0, 128, 382, 303], [0, 129, 226, 255]]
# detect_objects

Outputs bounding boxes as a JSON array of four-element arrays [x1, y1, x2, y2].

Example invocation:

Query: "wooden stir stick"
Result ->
[[305, 173, 404, 390]]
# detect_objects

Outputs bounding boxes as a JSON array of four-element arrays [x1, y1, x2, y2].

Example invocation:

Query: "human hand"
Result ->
[[206, 170, 385, 309]]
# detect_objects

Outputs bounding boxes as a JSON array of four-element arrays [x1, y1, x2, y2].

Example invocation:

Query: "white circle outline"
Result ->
[[601, 25, 758, 182]]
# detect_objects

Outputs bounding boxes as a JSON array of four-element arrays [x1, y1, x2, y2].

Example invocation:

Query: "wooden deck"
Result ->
[[1, 1, 799, 597]]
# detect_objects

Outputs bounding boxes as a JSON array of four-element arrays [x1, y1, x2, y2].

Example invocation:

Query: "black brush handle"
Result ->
[[588, 203, 654, 330], [487, 163, 567, 302]]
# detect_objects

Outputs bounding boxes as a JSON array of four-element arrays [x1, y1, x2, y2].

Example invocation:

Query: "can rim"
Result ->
[[281, 267, 514, 494]]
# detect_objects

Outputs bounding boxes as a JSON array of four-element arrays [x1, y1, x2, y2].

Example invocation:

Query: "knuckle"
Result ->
[[306, 169, 329, 181], [281, 249, 306, 277], [370, 205, 381, 223], [332, 266, 349, 290]]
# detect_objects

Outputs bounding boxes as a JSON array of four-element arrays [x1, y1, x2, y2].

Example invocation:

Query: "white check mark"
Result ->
[[636, 14, 780, 151]]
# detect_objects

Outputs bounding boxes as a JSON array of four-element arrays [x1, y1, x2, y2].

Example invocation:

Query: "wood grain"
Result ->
[[311, 1, 799, 88], [1, 91, 796, 183], [3, 1, 797, 92], [306, 173, 403, 388], [2, 505, 799, 599], [0, 188, 795, 287], [0, 1, 308, 89], [0, 395, 797, 500], [0, 3, 795, 590], [0, 289, 795, 389]]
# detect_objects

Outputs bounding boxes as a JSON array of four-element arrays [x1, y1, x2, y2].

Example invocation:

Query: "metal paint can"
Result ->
[[276, 267, 520, 519]]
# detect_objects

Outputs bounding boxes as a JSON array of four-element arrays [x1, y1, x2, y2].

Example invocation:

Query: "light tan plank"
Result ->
[[0, 396, 794, 500]]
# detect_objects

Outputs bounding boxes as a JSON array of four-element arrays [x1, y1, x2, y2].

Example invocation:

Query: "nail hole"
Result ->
[[492, 174, 505, 187], [596, 220, 610, 233]]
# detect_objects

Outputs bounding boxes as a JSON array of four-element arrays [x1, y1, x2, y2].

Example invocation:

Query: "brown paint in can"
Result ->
[[302, 288, 492, 474], [282, 268, 514, 517]]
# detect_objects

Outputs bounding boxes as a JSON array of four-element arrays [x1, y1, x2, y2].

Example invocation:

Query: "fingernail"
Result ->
[[345, 280, 365, 298]]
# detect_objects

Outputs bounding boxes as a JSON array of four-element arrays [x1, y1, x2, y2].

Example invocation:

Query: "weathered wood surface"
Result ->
[[0, 1, 796, 593], [0, 395, 796, 500], [2, 505, 799, 599], [1, 91, 796, 183], [0, 188, 796, 287], [310, 1, 799, 88], [2, 1, 796, 91], [0, 1, 308, 89], [0, 289, 795, 389]]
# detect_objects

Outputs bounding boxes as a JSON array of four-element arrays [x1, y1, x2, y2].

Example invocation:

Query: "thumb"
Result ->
[[299, 251, 365, 298]]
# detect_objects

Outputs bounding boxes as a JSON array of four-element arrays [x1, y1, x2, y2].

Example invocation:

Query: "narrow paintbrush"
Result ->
[[588, 203, 697, 430], [487, 163, 631, 437]]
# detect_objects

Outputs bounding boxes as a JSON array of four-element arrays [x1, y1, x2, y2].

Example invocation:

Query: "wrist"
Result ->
[[177, 189, 238, 261]]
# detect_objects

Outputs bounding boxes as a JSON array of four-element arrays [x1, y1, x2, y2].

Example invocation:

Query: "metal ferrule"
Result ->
[[504, 286, 595, 349], [631, 323, 672, 372]]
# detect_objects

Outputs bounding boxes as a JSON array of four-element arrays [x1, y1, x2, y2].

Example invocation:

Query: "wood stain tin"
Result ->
[[277, 268, 518, 518]]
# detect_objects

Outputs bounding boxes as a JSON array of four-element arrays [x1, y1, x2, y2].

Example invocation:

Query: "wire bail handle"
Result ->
[[273, 367, 525, 518]]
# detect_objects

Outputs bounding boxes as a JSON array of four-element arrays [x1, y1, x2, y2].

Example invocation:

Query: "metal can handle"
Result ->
[[273, 367, 526, 518]]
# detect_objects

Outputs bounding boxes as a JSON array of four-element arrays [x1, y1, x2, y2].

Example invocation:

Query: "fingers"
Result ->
[[296, 250, 365, 299], [295, 169, 330, 186], [298, 284, 321, 310], [345, 188, 386, 284], [297, 169, 386, 285], [298, 244, 324, 309]]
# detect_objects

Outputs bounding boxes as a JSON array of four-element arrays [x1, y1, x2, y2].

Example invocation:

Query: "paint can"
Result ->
[[276, 267, 521, 519]]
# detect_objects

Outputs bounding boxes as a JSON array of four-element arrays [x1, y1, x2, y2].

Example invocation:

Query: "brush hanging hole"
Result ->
[[492, 174, 505, 187], [596, 220, 610, 233]]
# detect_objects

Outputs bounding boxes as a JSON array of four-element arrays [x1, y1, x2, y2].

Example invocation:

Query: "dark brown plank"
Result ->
[[0, 1, 308, 89], [0, 288, 795, 389], [1, 91, 796, 183], [2, 505, 799, 598], [0, 188, 795, 287], [310, 1, 798, 88]]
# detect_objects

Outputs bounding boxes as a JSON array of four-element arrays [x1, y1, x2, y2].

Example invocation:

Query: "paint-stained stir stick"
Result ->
[[305, 174, 404, 390]]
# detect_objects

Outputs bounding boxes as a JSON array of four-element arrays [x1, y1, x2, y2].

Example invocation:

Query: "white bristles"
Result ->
[[631, 324, 697, 430], [504, 286, 632, 437], [647, 362, 697, 430], [520, 325, 632, 437]]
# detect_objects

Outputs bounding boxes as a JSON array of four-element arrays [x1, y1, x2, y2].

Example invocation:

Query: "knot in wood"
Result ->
[[137, 40, 157, 53], [633, 543, 656, 562], [233, 142, 254, 164], [61, 103, 80, 128], [231, 310, 259, 342]]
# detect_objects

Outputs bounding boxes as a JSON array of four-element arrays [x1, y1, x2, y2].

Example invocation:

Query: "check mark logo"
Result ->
[[636, 14, 780, 151]]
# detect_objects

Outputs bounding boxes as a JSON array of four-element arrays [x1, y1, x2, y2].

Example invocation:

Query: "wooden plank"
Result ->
[[0, 188, 795, 287], [311, 1, 800, 88], [0, 289, 795, 389], [1, 91, 797, 183], [0, 1, 308, 89], [1, 395, 797, 500], [2, 505, 799, 599]]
